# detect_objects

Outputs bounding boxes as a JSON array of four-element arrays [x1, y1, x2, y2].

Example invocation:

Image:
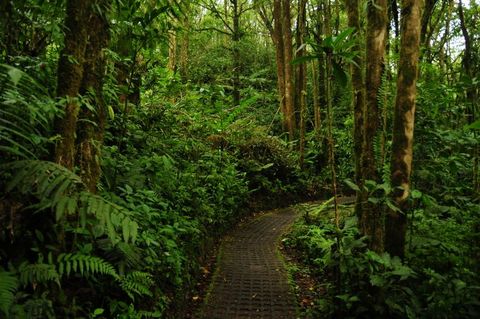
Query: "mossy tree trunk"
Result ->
[[282, 0, 296, 141], [271, 0, 287, 132], [76, 0, 111, 193], [345, 0, 366, 218], [385, 0, 422, 258], [296, 0, 307, 166], [359, 0, 388, 253], [54, 0, 93, 169]]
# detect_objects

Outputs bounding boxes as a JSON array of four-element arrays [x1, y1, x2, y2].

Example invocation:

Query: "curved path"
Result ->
[[201, 208, 299, 319]]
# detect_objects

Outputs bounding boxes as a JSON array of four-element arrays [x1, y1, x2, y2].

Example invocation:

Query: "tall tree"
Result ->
[[296, 0, 307, 165], [76, 0, 111, 192], [282, 0, 296, 140], [359, 0, 388, 252], [54, 0, 94, 169], [265, 0, 295, 140], [345, 0, 366, 215], [385, 0, 422, 258]]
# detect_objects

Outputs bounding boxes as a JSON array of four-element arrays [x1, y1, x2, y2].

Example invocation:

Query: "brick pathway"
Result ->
[[201, 208, 299, 319]]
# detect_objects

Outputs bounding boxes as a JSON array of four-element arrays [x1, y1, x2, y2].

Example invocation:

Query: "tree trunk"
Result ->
[[54, 0, 93, 169], [179, 3, 190, 82], [167, 29, 177, 73], [282, 0, 295, 141], [457, 0, 479, 194], [272, 0, 287, 132], [76, 0, 110, 192], [385, 0, 422, 258], [311, 60, 321, 133], [420, 0, 438, 48], [360, 0, 388, 253], [232, 0, 241, 107], [296, 0, 307, 166], [345, 0, 366, 216]]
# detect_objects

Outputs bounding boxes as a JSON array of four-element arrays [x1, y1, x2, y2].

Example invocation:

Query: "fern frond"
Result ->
[[3, 160, 139, 243], [4, 160, 83, 196], [18, 263, 60, 288], [119, 271, 154, 300], [0, 270, 18, 315], [0, 64, 58, 159], [57, 253, 119, 280], [103, 241, 143, 269]]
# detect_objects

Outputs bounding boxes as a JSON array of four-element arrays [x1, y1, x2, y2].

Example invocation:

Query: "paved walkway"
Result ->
[[201, 208, 299, 319]]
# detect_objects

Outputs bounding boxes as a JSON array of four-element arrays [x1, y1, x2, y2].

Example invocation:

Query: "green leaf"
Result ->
[[93, 308, 104, 317], [465, 119, 480, 130], [411, 189, 422, 199], [107, 105, 115, 120], [344, 179, 360, 192], [7, 67, 23, 86]]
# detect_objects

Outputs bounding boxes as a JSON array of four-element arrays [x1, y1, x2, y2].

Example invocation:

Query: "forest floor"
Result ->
[[198, 207, 300, 319]]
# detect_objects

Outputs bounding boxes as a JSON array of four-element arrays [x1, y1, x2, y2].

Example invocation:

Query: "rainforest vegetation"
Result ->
[[0, 0, 479, 318]]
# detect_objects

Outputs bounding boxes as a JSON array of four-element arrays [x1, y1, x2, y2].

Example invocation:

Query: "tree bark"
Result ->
[[167, 29, 177, 73], [76, 0, 111, 192], [345, 0, 366, 216], [385, 0, 422, 258], [272, 0, 287, 132], [296, 0, 307, 166], [179, 2, 190, 82], [282, 0, 296, 140], [311, 60, 321, 132], [55, 0, 93, 169], [360, 0, 388, 252], [232, 0, 241, 107]]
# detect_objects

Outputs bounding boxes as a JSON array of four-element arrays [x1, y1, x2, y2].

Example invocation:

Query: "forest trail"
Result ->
[[201, 207, 299, 319]]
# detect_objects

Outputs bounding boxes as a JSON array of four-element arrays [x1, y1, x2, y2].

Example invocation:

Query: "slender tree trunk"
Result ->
[[76, 0, 110, 192], [311, 60, 321, 132], [420, 0, 438, 58], [232, 0, 241, 107], [167, 29, 177, 73], [296, 0, 307, 166], [385, 0, 422, 258], [179, 3, 190, 82], [273, 0, 287, 132], [458, 0, 479, 194], [360, 0, 388, 253], [282, 0, 295, 141], [345, 0, 366, 215], [55, 0, 93, 169]]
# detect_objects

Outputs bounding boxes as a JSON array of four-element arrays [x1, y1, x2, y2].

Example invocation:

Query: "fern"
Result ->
[[2, 160, 139, 243], [18, 263, 60, 287], [56, 253, 119, 279], [0, 270, 18, 316], [0, 65, 58, 160], [119, 271, 154, 300]]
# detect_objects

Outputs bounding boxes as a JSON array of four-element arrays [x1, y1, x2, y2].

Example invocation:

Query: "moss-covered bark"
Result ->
[[345, 0, 366, 222], [282, 0, 295, 141], [54, 0, 93, 169], [360, 0, 388, 253], [385, 0, 422, 258], [76, 0, 110, 193]]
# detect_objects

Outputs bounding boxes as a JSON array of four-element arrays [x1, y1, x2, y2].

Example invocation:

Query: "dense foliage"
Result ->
[[1, 0, 479, 318]]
